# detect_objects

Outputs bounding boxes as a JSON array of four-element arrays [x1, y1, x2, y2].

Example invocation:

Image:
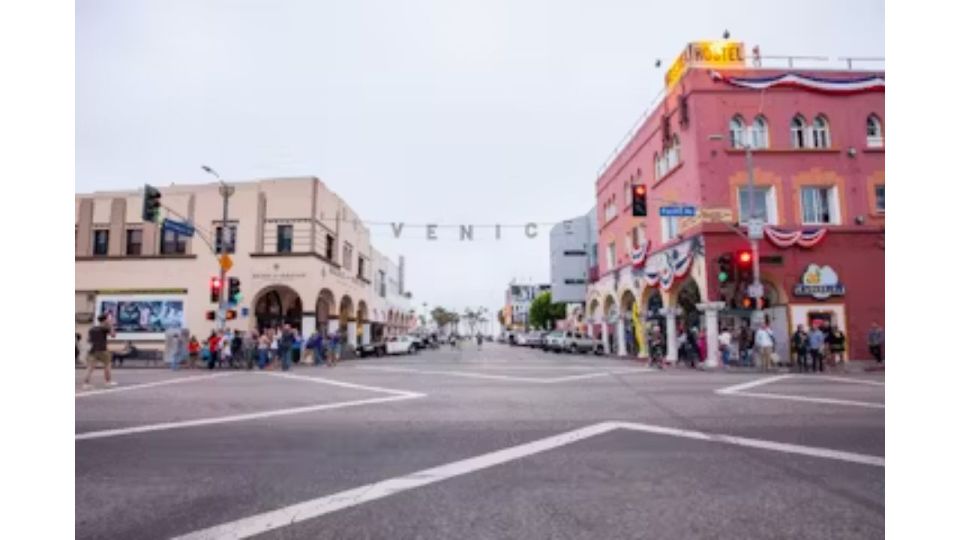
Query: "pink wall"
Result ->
[[595, 67, 884, 276]]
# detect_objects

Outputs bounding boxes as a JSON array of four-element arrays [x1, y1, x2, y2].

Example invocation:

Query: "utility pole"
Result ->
[[203, 165, 234, 331]]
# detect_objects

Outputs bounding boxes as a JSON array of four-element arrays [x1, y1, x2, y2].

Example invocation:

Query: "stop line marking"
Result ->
[[355, 365, 653, 383], [172, 419, 883, 539]]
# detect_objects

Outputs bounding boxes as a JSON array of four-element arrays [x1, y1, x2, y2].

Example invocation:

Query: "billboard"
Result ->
[[95, 294, 187, 340]]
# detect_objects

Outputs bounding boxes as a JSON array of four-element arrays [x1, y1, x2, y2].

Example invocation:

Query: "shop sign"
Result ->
[[251, 272, 307, 281], [666, 41, 746, 89], [793, 264, 846, 300]]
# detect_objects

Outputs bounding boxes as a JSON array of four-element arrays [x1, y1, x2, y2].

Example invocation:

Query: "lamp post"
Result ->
[[202, 165, 234, 331]]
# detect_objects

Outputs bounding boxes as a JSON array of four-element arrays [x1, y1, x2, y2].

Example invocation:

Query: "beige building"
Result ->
[[75, 176, 415, 350]]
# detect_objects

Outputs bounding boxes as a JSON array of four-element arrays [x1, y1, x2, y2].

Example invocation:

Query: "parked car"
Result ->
[[357, 341, 387, 358], [514, 333, 528, 346], [542, 331, 564, 352], [554, 331, 604, 354], [386, 335, 418, 355], [522, 332, 547, 348]]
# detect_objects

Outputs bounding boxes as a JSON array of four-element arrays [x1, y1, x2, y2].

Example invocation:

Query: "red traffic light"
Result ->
[[633, 185, 646, 196], [736, 250, 752, 266], [210, 277, 222, 290]]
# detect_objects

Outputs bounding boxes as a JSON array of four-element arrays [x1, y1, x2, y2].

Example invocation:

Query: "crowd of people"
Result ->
[[189, 324, 348, 371]]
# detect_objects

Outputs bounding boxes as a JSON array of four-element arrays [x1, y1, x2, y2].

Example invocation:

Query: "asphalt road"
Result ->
[[76, 342, 885, 540]]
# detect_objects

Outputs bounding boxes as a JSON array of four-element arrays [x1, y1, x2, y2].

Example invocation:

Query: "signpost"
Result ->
[[161, 218, 195, 237], [659, 206, 698, 217]]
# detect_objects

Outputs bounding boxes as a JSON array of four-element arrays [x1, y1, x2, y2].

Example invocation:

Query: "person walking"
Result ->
[[76, 332, 82, 366], [791, 325, 810, 373], [243, 331, 257, 370], [82, 314, 118, 390], [868, 322, 884, 364], [269, 330, 280, 369], [808, 324, 826, 373], [648, 325, 665, 369], [476, 333, 483, 350], [221, 329, 234, 368], [738, 325, 753, 367], [188, 335, 200, 369], [695, 329, 706, 368], [754, 321, 776, 372], [257, 332, 270, 369], [206, 330, 220, 370], [231, 330, 243, 370], [310, 331, 325, 368], [827, 326, 847, 371], [279, 324, 295, 371], [719, 327, 732, 367]]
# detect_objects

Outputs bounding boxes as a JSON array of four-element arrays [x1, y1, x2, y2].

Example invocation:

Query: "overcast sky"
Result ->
[[76, 0, 884, 317]]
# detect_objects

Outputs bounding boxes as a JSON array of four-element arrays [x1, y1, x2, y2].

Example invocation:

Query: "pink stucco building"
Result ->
[[587, 43, 884, 365]]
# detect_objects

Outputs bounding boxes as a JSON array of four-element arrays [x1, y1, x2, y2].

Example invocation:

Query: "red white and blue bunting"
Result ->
[[630, 240, 650, 268], [709, 71, 884, 95], [639, 238, 697, 292], [763, 226, 827, 249]]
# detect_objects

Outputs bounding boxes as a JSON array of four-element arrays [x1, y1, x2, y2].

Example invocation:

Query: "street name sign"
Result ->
[[162, 218, 195, 237], [659, 206, 697, 217]]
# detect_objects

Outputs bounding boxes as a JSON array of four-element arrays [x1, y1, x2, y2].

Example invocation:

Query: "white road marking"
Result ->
[[76, 372, 425, 441], [75, 394, 421, 441], [259, 371, 424, 398], [724, 391, 885, 409], [715, 375, 794, 394], [170, 422, 623, 540], [614, 421, 885, 467], [75, 372, 235, 398], [173, 420, 883, 539], [356, 365, 651, 384], [715, 374, 884, 408]]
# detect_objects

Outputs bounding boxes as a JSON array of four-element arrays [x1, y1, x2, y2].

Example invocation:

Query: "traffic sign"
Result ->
[[747, 283, 764, 299], [162, 218, 195, 237], [659, 206, 697, 217], [747, 218, 764, 240], [219, 254, 233, 272]]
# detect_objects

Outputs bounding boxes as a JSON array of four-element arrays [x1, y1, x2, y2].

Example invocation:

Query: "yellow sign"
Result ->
[[219, 254, 233, 272], [665, 41, 745, 89]]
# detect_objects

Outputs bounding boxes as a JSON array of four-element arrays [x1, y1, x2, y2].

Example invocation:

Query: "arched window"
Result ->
[[812, 115, 830, 148], [671, 134, 681, 165], [866, 114, 883, 148], [729, 115, 745, 148], [791, 115, 807, 149], [751, 116, 769, 149]]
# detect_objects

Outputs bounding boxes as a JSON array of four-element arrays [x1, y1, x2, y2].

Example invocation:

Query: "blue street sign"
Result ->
[[162, 218, 195, 237], [659, 206, 697, 217], [241, 307, 249, 318]]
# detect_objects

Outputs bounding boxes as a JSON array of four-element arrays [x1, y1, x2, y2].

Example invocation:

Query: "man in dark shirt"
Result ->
[[279, 324, 295, 371], [83, 314, 117, 390]]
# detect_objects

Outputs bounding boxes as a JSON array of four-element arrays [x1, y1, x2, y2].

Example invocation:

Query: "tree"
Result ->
[[462, 307, 488, 336], [528, 292, 567, 330], [431, 306, 460, 334]]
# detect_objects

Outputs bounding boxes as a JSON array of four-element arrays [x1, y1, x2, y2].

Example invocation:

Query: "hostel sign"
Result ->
[[666, 41, 746, 89], [794, 264, 846, 300]]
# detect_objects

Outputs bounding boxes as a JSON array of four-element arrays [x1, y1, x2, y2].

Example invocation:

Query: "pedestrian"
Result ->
[[312, 331, 325, 368], [695, 329, 706, 367], [719, 327, 732, 367], [231, 330, 243, 369], [206, 330, 220, 370], [827, 325, 847, 371], [257, 332, 270, 369], [738, 325, 753, 367], [477, 333, 483, 350], [82, 314, 117, 390], [754, 321, 776, 372], [269, 330, 280, 368], [76, 332, 82, 366], [243, 331, 257, 370], [868, 322, 884, 364], [808, 324, 826, 373], [292, 328, 302, 365], [188, 335, 200, 369], [280, 324, 295, 371], [791, 324, 809, 373]]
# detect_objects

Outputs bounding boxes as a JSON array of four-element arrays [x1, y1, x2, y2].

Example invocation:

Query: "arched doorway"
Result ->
[[675, 278, 703, 335], [356, 301, 368, 344], [339, 295, 354, 333], [254, 285, 303, 332], [620, 289, 638, 356], [316, 289, 335, 335]]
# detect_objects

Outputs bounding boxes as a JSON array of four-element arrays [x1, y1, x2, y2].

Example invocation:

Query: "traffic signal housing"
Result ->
[[142, 184, 162, 223], [227, 277, 242, 305], [632, 184, 648, 217], [205, 310, 216, 321], [735, 249, 753, 268], [210, 276, 222, 303], [225, 309, 237, 320], [716, 253, 733, 284], [740, 296, 766, 310]]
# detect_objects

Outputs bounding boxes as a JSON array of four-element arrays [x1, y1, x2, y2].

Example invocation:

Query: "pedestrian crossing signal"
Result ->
[[205, 310, 216, 321], [225, 309, 237, 320]]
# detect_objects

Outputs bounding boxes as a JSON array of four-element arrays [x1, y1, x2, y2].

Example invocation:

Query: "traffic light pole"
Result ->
[[745, 142, 763, 326], [217, 184, 234, 331]]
